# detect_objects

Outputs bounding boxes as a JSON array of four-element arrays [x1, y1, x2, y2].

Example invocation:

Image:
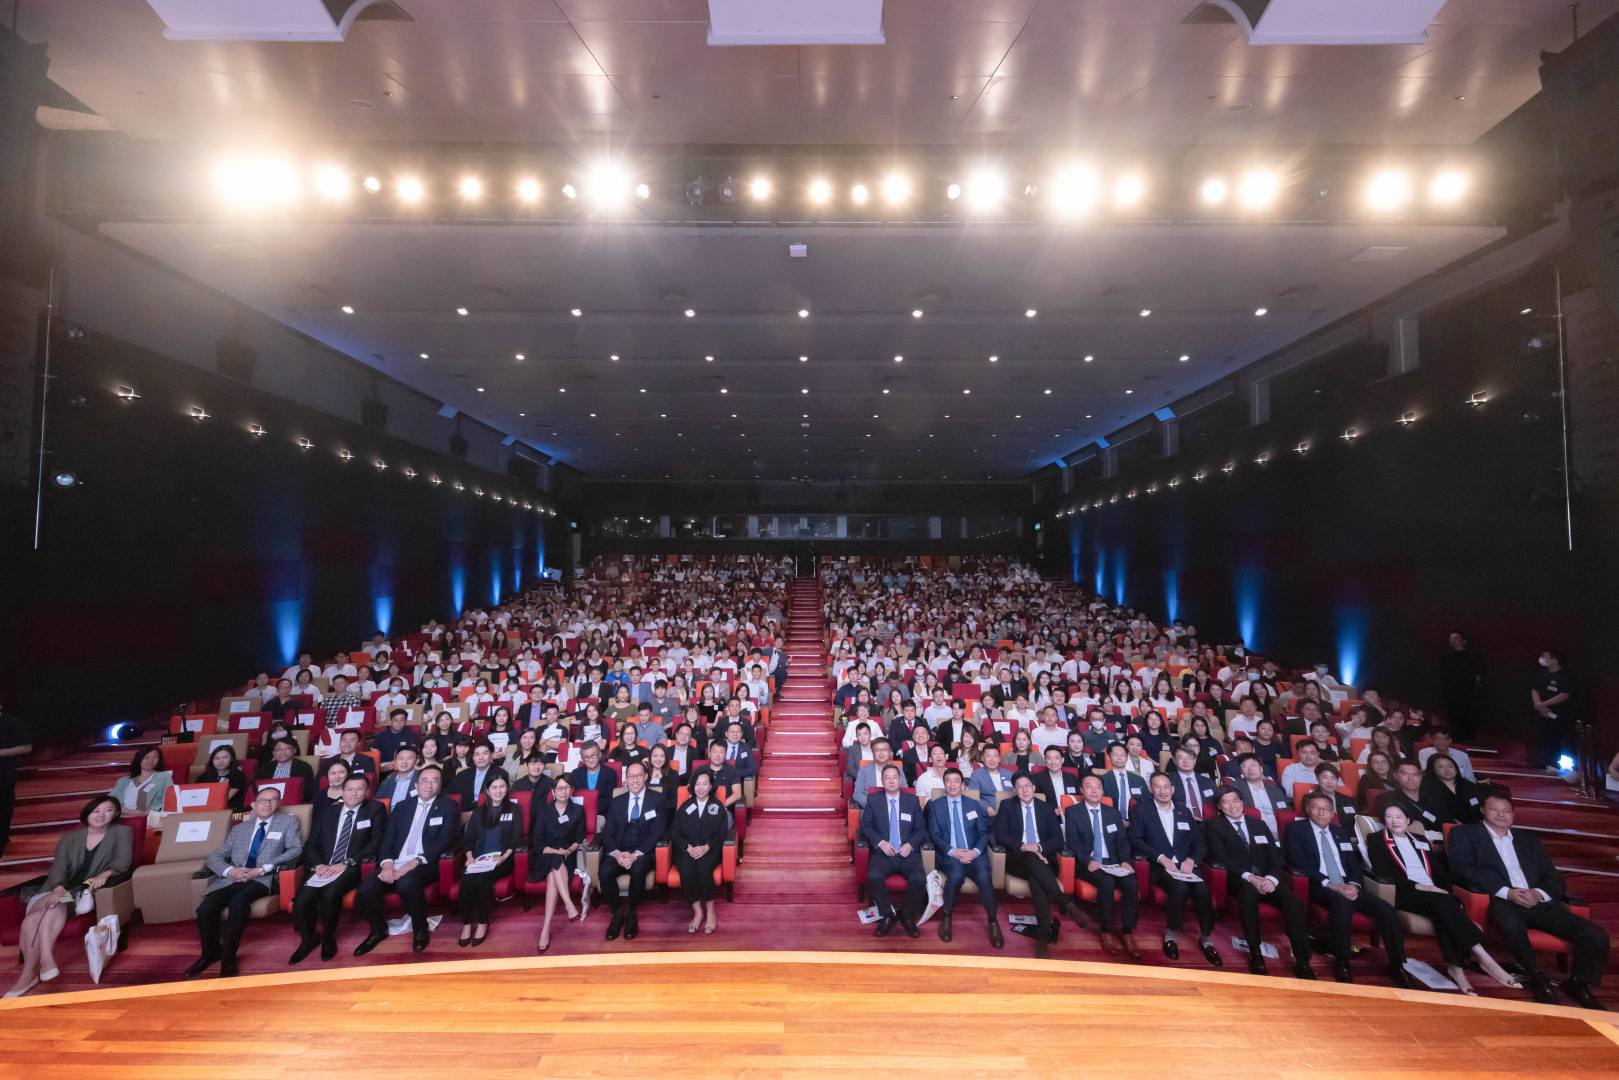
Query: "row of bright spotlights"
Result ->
[[106, 385, 555, 514], [215, 158, 1471, 215], [1057, 391, 1492, 511]]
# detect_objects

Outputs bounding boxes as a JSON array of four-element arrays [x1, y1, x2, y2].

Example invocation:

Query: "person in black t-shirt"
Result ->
[[1530, 649, 1580, 772]]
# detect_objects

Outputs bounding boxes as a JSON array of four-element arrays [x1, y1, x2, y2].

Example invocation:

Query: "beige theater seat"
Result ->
[[131, 810, 233, 924]]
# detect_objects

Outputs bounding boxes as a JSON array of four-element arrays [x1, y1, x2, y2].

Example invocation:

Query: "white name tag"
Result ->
[[1339, 842, 1352, 851], [686, 804, 698, 815], [1275, 800, 1288, 808], [1105, 823, 1117, 833], [1413, 839, 1428, 850], [175, 820, 211, 842], [1176, 821, 1190, 831], [267, 831, 283, 840], [899, 812, 912, 822], [1254, 834, 1269, 844], [558, 813, 569, 822], [644, 810, 657, 819], [500, 813, 513, 822], [355, 819, 372, 829], [429, 817, 443, 826], [239, 716, 261, 730], [178, 788, 210, 807], [966, 811, 978, 820], [343, 710, 365, 726], [229, 700, 251, 713], [1468, 797, 1479, 806]]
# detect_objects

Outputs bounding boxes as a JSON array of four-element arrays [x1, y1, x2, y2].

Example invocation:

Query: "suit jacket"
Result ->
[[1204, 813, 1284, 882], [991, 794, 1063, 859], [1099, 769, 1150, 818], [716, 741, 759, 779], [1031, 768, 1080, 807], [672, 797, 728, 851], [601, 787, 669, 855], [860, 790, 927, 853], [254, 757, 315, 784], [318, 753, 376, 778], [1235, 779, 1292, 816], [1063, 800, 1132, 864], [852, 760, 895, 807], [1282, 819, 1366, 888], [448, 763, 510, 805], [966, 765, 1015, 809], [514, 702, 549, 729], [529, 799, 587, 855], [305, 799, 387, 867], [375, 768, 420, 807], [204, 811, 305, 892], [1446, 822, 1567, 901], [1167, 771, 1219, 816], [1367, 830, 1453, 907], [567, 764, 614, 794], [378, 793, 461, 866], [464, 802, 523, 859], [925, 793, 990, 853], [1127, 800, 1206, 865], [899, 746, 933, 786], [844, 743, 875, 781]]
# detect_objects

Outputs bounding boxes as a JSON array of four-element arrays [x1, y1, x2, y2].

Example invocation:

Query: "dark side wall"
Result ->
[[0, 328, 571, 743], [1037, 259, 1618, 740]]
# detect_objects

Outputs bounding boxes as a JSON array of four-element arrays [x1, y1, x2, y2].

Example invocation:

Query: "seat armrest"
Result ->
[[1057, 853, 1075, 892], [279, 868, 304, 913], [96, 880, 136, 926]]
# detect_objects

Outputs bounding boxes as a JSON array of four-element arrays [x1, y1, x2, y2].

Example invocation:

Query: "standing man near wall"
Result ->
[[1439, 631, 1487, 742], [1530, 650, 1580, 774], [0, 702, 32, 859]]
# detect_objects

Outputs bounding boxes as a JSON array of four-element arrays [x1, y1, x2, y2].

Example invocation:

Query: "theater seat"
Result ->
[[131, 810, 234, 924]]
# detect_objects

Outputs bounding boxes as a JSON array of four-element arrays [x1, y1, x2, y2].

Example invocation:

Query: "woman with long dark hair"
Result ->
[[456, 775, 520, 947]]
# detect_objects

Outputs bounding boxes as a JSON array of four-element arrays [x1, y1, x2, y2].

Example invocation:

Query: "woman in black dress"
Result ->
[[196, 745, 248, 810], [457, 775, 520, 947], [1420, 753, 1485, 825], [672, 771, 727, 934], [1366, 802, 1521, 996], [529, 776, 585, 953]]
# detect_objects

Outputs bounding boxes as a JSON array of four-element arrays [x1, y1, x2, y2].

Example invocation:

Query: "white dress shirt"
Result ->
[[1247, 782, 1278, 833], [1392, 834, 1432, 886], [1488, 827, 1551, 902], [393, 799, 433, 867], [1227, 813, 1278, 886], [1156, 804, 1178, 859]]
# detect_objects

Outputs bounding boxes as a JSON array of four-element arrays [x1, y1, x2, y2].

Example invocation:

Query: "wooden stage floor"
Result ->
[[3, 952, 1619, 1079]]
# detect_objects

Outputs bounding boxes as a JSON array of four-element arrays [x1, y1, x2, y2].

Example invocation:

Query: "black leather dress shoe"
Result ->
[[1161, 938, 1180, 960], [898, 914, 920, 939], [412, 930, 430, 952], [1201, 942, 1223, 968], [1385, 963, 1411, 990], [184, 956, 217, 978], [937, 913, 953, 943], [1531, 978, 1558, 1005], [1248, 956, 1268, 976], [605, 916, 624, 941], [320, 937, 338, 962], [353, 932, 384, 957], [987, 919, 1004, 949], [289, 939, 316, 965], [1333, 958, 1354, 983], [219, 957, 239, 978], [1564, 980, 1605, 1010], [1294, 959, 1316, 980], [873, 916, 894, 938], [623, 916, 640, 942]]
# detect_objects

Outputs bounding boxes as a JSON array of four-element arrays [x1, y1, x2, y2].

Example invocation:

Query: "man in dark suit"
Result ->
[[1098, 744, 1149, 822], [1064, 774, 1140, 957], [859, 764, 927, 939], [254, 738, 315, 786], [991, 772, 1087, 959], [1032, 747, 1081, 807], [1205, 788, 1314, 979], [717, 722, 759, 780], [1448, 790, 1609, 1008], [375, 747, 419, 808], [690, 740, 742, 808], [925, 768, 1002, 948], [885, 702, 923, 755], [843, 722, 878, 784], [514, 685, 549, 730], [898, 723, 935, 786], [1168, 746, 1218, 820], [567, 742, 613, 795], [354, 764, 459, 955], [448, 741, 509, 806], [318, 730, 376, 784], [290, 774, 386, 963], [600, 761, 666, 941], [1128, 772, 1221, 966], [1233, 754, 1292, 836], [1282, 791, 1407, 986]]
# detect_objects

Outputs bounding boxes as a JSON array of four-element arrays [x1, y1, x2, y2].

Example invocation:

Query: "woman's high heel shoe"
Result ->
[[3, 977, 39, 999], [536, 938, 550, 954]]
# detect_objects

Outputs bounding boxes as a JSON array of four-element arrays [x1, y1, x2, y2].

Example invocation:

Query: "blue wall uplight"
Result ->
[[1111, 548, 1127, 606], [1164, 568, 1179, 623], [490, 548, 503, 606], [273, 600, 302, 666], [1233, 566, 1262, 651], [1337, 606, 1369, 688]]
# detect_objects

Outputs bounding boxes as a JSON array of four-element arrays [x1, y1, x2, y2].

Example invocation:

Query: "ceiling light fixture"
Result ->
[[1430, 169, 1468, 205], [1238, 170, 1278, 209], [362, 175, 382, 194], [515, 353, 524, 360], [882, 173, 909, 204], [456, 307, 468, 316], [750, 177, 771, 200], [1025, 309, 1037, 318], [1366, 169, 1414, 212], [798, 309, 809, 318], [808, 178, 831, 203], [341, 305, 354, 314], [850, 183, 869, 204], [1051, 166, 1100, 216], [1113, 173, 1145, 208], [517, 178, 540, 202], [397, 177, 424, 202], [459, 177, 482, 199], [1139, 309, 1151, 317], [314, 166, 350, 200], [965, 167, 1005, 209], [1200, 177, 1228, 206]]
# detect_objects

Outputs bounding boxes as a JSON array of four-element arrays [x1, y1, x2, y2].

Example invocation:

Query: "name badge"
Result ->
[[1275, 799, 1288, 808], [686, 804, 698, 815], [1468, 797, 1479, 806], [1413, 840, 1429, 850], [239, 716, 261, 730], [429, 817, 443, 826], [1176, 821, 1190, 831], [501, 813, 513, 822], [558, 814, 569, 823], [966, 811, 978, 821], [899, 812, 912, 822], [267, 831, 283, 840], [355, 820, 372, 829], [1254, 834, 1269, 844], [1105, 823, 1117, 833], [1339, 842, 1353, 851], [644, 810, 657, 819]]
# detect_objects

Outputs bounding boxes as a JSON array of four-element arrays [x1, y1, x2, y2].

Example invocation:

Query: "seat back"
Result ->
[[197, 733, 249, 761], [152, 809, 233, 863], [164, 783, 228, 813], [249, 776, 305, 804]]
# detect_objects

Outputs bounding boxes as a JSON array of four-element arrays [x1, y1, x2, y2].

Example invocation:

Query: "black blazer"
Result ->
[[1204, 813, 1284, 882], [1380, 787, 1443, 831], [463, 802, 523, 859], [448, 764, 510, 805], [1168, 771, 1219, 815], [378, 793, 460, 866], [198, 765, 249, 810], [529, 799, 586, 854], [567, 763, 615, 795], [899, 747, 932, 786], [672, 797, 728, 851], [1282, 819, 1366, 888], [601, 788, 669, 855], [1367, 830, 1454, 907], [318, 753, 377, 779], [254, 757, 316, 784], [1419, 775, 1484, 825], [1128, 800, 1206, 865], [1446, 822, 1567, 901], [1031, 769, 1080, 807], [714, 742, 759, 780], [1063, 800, 1132, 864], [991, 795, 1063, 859], [305, 798, 387, 866]]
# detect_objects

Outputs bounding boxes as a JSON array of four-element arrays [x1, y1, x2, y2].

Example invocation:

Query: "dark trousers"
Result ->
[[291, 866, 361, 942], [937, 851, 997, 917], [1489, 897, 1610, 986], [1005, 849, 1065, 930], [1308, 881, 1404, 963], [867, 848, 926, 919], [1077, 864, 1139, 932], [1400, 890, 1483, 966], [1231, 878, 1311, 960], [458, 859, 512, 926], [674, 850, 722, 902], [357, 862, 437, 935], [196, 879, 271, 961], [0, 781, 13, 859], [1151, 864, 1214, 938], [601, 852, 657, 915], [1532, 714, 1575, 770]]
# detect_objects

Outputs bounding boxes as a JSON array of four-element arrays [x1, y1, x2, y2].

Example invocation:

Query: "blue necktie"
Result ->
[[951, 799, 966, 850], [1023, 802, 1037, 845], [888, 798, 901, 848], [245, 820, 267, 868], [1091, 807, 1108, 863]]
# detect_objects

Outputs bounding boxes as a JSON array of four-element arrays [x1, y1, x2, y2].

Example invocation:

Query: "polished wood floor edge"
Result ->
[[6, 949, 1615, 1025]]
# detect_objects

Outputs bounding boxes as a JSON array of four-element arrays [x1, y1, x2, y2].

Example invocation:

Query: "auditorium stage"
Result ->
[[3, 952, 1618, 1079]]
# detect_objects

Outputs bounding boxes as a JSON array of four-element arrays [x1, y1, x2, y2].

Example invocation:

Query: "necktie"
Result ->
[[1091, 807, 1107, 863], [951, 799, 966, 850], [727, 744, 736, 760], [332, 809, 354, 864], [631, 795, 641, 821], [1023, 801, 1037, 845], [1185, 776, 1200, 817], [888, 798, 901, 848], [245, 820, 267, 868], [1320, 828, 1344, 884]]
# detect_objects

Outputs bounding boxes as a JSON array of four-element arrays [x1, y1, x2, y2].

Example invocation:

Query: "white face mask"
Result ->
[[1315, 666, 1328, 675], [1539, 656, 1550, 667]]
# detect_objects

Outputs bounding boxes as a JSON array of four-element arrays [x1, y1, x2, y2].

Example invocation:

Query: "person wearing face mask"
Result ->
[[1078, 709, 1113, 755], [1305, 661, 1344, 691], [1530, 649, 1580, 773]]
